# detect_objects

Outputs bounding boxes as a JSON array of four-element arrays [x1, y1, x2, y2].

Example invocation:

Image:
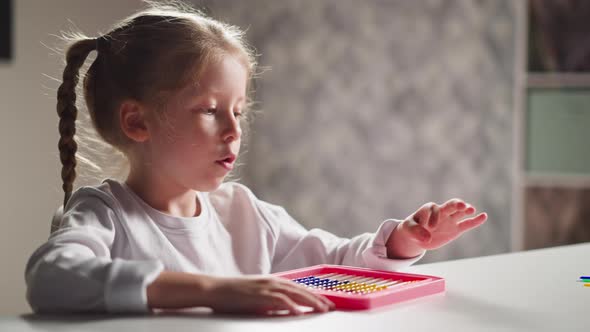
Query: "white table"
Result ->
[[2, 243, 588, 331]]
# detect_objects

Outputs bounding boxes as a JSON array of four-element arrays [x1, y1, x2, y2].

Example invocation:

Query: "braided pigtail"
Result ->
[[56, 39, 96, 207]]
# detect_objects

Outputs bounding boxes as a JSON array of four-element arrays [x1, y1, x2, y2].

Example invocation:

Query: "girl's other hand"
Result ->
[[386, 199, 487, 258], [207, 275, 335, 316]]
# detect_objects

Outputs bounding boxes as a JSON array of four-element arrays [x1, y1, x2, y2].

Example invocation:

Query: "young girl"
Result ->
[[25, 2, 487, 316]]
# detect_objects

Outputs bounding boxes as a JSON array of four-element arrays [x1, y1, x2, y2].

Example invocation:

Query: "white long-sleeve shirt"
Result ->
[[25, 179, 424, 313]]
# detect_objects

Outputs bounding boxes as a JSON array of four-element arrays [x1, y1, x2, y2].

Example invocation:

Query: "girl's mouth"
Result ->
[[215, 156, 235, 171]]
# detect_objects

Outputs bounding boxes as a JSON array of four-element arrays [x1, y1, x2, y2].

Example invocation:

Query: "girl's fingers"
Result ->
[[457, 213, 487, 232], [440, 199, 466, 217], [449, 205, 476, 221], [428, 205, 440, 228], [279, 284, 331, 313], [413, 203, 433, 227], [266, 293, 304, 315]]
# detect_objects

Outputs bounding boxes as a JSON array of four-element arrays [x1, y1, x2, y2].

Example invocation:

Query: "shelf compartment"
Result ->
[[526, 88, 590, 175]]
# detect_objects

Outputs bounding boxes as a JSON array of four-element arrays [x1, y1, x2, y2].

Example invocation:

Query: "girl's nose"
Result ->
[[222, 116, 242, 142]]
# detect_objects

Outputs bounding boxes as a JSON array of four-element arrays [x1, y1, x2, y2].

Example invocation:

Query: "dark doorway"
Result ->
[[0, 0, 12, 60]]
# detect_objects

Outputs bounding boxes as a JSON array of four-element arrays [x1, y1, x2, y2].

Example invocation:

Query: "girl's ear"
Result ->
[[119, 100, 150, 142]]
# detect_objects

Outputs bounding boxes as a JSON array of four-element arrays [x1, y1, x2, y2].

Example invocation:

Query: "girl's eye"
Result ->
[[234, 112, 243, 118], [204, 108, 217, 115]]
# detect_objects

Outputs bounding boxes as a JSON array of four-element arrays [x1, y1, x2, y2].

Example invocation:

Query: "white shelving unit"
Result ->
[[527, 73, 590, 88], [512, 0, 527, 252], [513, 1, 590, 252], [525, 172, 590, 189]]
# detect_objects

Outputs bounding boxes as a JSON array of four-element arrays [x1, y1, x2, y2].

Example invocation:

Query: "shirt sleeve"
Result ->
[[254, 199, 425, 273], [24, 188, 163, 314]]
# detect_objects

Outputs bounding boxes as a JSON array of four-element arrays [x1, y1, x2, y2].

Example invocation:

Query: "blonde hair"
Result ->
[[56, 1, 257, 206]]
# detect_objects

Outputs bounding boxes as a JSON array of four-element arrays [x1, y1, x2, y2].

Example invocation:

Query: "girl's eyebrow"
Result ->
[[205, 86, 246, 100]]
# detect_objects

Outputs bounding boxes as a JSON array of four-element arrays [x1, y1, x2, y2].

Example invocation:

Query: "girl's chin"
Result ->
[[195, 177, 226, 192]]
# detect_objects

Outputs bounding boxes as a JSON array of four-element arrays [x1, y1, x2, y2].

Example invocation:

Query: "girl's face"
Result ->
[[145, 55, 248, 192]]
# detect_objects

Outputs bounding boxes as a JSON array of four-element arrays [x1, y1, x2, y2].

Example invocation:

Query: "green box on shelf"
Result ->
[[527, 88, 590, 174]]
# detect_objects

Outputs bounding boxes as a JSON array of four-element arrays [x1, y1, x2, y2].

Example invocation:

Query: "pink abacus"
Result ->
[[274, 264, 445, 310]]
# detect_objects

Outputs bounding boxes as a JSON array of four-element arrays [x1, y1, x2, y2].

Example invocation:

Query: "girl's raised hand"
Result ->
[[386, 199, 487, 258], [207, 275, 335, 316]]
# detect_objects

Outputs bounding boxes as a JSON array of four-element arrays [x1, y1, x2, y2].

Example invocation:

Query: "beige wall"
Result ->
[[0, 0, 518, 315], [0, 0, 143, 315]]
